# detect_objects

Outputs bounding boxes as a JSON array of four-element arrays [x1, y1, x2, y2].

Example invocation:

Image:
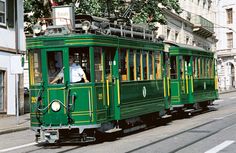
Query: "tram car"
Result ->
[[27, 15, 171, 143], [168, 43, 218, 113], [27, 11, 218, 143]]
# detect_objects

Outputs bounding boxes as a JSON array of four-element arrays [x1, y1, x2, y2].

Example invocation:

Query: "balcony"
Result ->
[[191, 15, 214, 38]]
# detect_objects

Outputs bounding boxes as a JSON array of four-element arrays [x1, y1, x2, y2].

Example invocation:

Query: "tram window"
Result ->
[[202, 58, 205, 78], [205, 58, 208, 78], [209, 59, 213, 78], [193, 58, 198, 79], [155, 52, 162, 80], [149, 52, 154, 80], [29, 50, 42, 85], [104, 47, 115, 82], [47, 51, 63, 84], [198, 58, 201, 78], [129, 49, 135, 80], [94, 47, 103, 82], [165, 53, 170, 78], [143, 51, 148, 80], [180, 56, 184, 79], [136, 51, 141, 80], [69, 47, 90, 83], [170, 56, 177, 79], [119, 48, 128, 81]]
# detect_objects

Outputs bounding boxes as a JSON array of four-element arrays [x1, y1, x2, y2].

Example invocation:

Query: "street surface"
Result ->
[[0, 92, 236, 153]]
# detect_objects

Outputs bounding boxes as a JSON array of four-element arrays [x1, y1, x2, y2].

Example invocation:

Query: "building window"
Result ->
[[227, 32, 233, 48], [167, 28, 171, 40], [175, 32, 179, 42], [0, 0, 6, 25], [186, 36, 189, 44], [226, 8, 233, 24], [0, 70, 4, 112]]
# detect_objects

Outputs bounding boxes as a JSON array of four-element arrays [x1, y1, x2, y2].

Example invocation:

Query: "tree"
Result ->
[[24, 0, 181, 32]]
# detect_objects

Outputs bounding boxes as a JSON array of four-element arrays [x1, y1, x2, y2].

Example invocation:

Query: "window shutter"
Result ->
[[7, 0, 14, 28]]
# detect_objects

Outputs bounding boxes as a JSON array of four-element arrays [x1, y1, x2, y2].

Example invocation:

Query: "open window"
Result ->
[[119, 48, 129, 81], [69, 47, 90, 83], [170, 56, 177, 79], [47, 51, 63, 84], [29, 49, 42, 85], [155, 52, 162, 80], [94, 47, 103, 82]]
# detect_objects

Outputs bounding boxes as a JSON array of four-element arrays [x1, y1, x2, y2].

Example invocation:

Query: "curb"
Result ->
[[219, 90, 236, 94], [0, 126, 29, 135]]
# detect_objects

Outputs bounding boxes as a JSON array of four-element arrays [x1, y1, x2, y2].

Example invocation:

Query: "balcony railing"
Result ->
[[191, 15, 214, 38]]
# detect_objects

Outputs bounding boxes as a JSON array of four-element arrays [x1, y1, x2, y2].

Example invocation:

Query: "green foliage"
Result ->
[[24, 0, 181, 32]]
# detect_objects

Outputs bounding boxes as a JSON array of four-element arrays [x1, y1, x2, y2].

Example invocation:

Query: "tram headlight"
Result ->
[[51, 100, 61, 112]]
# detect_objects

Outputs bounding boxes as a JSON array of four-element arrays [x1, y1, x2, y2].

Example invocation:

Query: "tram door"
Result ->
[[104, 47, 119, 119], [45, 49, 68, 125]]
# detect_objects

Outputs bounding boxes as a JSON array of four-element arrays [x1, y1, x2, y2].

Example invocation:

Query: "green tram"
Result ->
[[169, 43, 218, 112], [27, 31, 171, 142]]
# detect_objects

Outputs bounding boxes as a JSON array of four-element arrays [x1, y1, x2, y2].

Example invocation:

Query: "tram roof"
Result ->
[[166, 42, 214, 57], [26, 34, 165, 51]]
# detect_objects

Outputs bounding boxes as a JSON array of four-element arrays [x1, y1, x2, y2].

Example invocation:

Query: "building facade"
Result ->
[[157, 0, 216, 53], [0, 0, 25, 115], [215, 0, 236, 91]]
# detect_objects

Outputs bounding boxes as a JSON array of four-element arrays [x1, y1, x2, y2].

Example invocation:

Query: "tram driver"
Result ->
[[50, 55, 89, 84]]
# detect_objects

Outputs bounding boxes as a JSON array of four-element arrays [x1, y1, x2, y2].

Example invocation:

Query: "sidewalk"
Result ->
[[0, 113, 30, 135], [219, 88, 236, 94]]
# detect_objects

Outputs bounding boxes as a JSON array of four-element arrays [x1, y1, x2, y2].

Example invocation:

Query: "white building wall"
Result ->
[[0, 0, 25, 115], [0, 52, 16, 115], [216, 0, 236, 91], [157, 0, 216, 52]]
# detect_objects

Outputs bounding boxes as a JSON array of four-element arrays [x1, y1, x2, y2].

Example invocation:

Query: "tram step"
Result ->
[[184, 108, 203, 114], [184, 109, 194, 112], [123, 124, 146, 134], [105, 127, 122, 133], [161, 114, 172, 119]]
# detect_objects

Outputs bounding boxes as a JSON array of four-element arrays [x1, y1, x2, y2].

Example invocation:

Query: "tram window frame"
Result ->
[[104, 47, 116, 82], [143, 51, 148, 80], [94, 47, 103, 83], [155, 52, 162, 80], [119, 48, 129, 82], [193, 57, 198, 79], [149, 51, 154, 80], [180, 56, 185, 79], [170, 56, 177, 79], [202, 58, 205, 78], [205, 58, 209, 78], [29, 49, 42, 85], [47, 51, 64, 84], [136, 50, 141, 81], [129, 49, 135, 81], [197, 58, 201, 78], [210, 59, 214, 78], [68, 47, 90, 83]]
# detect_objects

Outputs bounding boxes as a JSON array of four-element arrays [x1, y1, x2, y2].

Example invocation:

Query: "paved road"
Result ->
[[0, 92, 235, 153]]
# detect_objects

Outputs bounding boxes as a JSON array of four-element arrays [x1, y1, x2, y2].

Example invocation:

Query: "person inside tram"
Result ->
[[50, 55, 89, 84], [48, 60, 59, 82]]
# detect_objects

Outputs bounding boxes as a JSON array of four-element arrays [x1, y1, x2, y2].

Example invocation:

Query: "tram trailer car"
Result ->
[[27, 33, 171, 143], [169, 43, 218, 113]]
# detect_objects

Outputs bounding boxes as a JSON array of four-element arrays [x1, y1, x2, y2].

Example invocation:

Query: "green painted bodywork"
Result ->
[[27, 34, 169, 129]]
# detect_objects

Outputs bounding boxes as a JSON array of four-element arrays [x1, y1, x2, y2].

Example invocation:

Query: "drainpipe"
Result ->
[[14, 0, 19, 123]]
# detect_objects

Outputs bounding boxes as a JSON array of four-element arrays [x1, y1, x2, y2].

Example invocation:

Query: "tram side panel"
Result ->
[[119, 80, 165, 120]]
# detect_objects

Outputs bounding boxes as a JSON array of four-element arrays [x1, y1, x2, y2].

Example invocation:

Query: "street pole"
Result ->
[[15, 0, 19, 125], [15, 74, 19, 125]]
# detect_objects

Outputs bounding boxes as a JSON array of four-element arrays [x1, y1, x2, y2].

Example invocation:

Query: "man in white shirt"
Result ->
[[50, 55, 89, 84]]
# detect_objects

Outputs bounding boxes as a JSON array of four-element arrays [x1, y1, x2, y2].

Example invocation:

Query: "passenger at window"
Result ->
[[50, 55, 89, 84], [48, 61, 58, 82]]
